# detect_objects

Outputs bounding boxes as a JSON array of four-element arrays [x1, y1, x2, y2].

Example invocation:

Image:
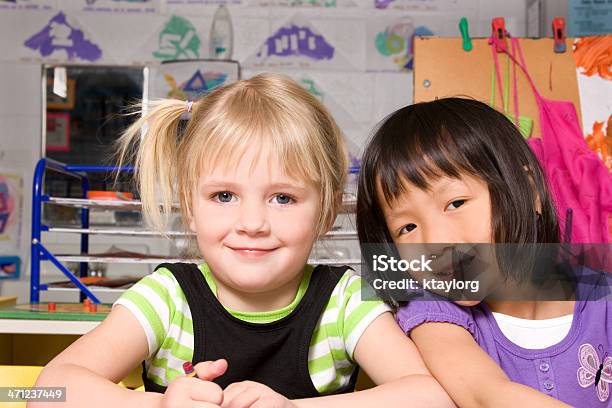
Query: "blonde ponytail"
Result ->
[[116, 99, 188, 234]]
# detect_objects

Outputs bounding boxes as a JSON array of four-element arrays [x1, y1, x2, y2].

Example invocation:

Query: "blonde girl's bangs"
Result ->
[[198, 120, 319, 184]]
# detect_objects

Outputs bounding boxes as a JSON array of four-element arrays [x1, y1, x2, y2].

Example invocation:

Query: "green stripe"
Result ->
[[311, 321, 340, 340], [322, 366, 356, 392], [155, 268, 188, 303], [344, 276, 362, 296], [344, 302, 385, 340], [149, 357, 183, 383], [159, 337, 194, 362], [155, 268, 175, 280], [142, 277, 175, 315], [328, 345, 348, 362], [175, 285, 188, 303], [309, 353, 335, 374], [150, 356, 168, 370], [166, 367, 183, 381], [121, 291, 165, 347], [326, 294, 339, 308], [172, 310, 194, 335]]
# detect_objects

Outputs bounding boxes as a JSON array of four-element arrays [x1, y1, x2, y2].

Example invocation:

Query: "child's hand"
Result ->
[[161, 376, 223, 408], [222, 381, 296, 408], [161, 359, 228, 408], [194, 359, 229, 381]]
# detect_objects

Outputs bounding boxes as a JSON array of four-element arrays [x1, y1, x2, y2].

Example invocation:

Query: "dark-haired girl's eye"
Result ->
[[399, 223, 417, 235], [447, 199, 466, 210], [215, 191, 234, 203]]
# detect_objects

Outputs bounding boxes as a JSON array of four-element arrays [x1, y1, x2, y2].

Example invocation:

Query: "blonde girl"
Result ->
[[33, 73, 453, 408]]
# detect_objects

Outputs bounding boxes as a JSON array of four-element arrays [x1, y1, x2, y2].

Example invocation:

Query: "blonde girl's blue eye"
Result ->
[[215, 192, 234, 203], [399, 223, 417, 235], [273, 194, 293, 205], [447, 199, 466, 210]]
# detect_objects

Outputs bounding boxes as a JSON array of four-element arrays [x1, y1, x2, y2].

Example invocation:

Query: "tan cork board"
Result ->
[[413, 37, 582, 138]]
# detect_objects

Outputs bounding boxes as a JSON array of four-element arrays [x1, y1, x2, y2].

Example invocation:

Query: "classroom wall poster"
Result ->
[[243, 14, 353, 70], [149, 60, 239, 100], [22, 11, 104, 62], [569, 0, 612, 37], [0, 172, 23, 254], [574, 36, 612, 172], [367, 16, 435, 72], [152, 14, 203, 61]]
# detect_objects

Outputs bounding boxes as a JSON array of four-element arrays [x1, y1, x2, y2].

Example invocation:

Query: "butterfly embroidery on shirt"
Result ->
[[577, 343, 612, 402]]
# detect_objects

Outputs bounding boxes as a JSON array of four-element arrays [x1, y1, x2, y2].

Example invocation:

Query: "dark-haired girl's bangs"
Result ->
[[376, 114, 478, 205]]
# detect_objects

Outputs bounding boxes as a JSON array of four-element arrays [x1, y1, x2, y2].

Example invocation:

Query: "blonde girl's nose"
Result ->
[[236, 200, 270, 235]]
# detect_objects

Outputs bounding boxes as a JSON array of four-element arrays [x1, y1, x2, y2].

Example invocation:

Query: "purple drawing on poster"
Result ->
[[257, 24, 334, 60], [0, 181, 12, 234], [375, 0, 395, 8], [24, 12, 102, 61]]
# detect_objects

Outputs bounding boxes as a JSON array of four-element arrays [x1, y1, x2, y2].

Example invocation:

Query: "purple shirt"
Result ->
[[397, 274, 612, 406]]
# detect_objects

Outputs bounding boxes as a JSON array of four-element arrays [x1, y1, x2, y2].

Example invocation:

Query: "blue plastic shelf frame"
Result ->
[[30, 158, 134, 304]]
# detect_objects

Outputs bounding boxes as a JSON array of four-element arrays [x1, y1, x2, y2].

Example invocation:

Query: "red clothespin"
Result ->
[[491, 17, 507, 52], [552, 17, 566, 53]]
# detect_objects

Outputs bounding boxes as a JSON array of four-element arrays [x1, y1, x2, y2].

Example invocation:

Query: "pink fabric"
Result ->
[[490, 35, 612, 244]]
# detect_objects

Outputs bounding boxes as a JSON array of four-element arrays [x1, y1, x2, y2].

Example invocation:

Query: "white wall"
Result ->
[[0, 62, 42, 302]]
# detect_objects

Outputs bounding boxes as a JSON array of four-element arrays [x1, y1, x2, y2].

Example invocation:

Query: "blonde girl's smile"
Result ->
[[227, 247, 279, 258]]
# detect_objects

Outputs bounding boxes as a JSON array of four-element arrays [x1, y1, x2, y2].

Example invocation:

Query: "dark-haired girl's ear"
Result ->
[[523, 165, 542, 213]]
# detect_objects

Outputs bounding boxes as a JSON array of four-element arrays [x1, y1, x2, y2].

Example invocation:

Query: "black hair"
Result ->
[[356, 98, 560, 300]]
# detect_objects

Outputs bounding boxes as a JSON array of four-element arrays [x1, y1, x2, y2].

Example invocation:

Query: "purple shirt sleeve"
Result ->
[[396, 300, 478, 339]]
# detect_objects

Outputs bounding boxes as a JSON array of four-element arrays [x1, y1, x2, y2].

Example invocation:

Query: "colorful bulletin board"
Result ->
[[413, 37, 582, 139]]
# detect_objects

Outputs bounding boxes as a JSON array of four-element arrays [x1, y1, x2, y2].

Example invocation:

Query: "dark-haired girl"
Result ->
[[357, 97, 611, 407]]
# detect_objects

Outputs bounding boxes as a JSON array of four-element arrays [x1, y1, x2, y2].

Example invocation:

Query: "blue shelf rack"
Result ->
[[30, 158, 134, 304]]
